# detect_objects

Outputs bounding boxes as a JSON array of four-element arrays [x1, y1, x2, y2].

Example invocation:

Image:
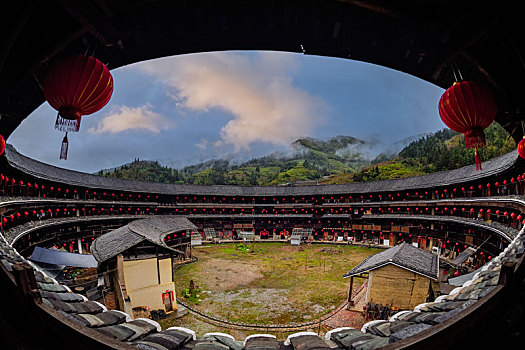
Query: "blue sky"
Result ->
[[9, 51, 446, 173]]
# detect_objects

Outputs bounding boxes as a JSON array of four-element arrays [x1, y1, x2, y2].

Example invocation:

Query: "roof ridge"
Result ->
[[391, 242, 408, 259]]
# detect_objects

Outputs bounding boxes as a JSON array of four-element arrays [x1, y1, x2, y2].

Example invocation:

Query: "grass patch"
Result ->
[[174, 242, 379, 325]]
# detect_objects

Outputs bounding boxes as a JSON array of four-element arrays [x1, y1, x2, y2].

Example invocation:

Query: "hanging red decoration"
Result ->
[[60, 133, 69, 160], [43, 54, 113, 159], [518, 138, 525, 159], [0, 134, 5, 156], [438, 81, 497, 170]]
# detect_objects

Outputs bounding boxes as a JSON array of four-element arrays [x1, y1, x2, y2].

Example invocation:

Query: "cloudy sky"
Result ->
[[8, 51, 446, 173]]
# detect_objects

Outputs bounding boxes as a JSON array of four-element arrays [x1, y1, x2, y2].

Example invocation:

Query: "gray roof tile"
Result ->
[[343, 242, 438, 279], [389, 324, 432, 343], [5, 144, 519, 197], [91, 216, 196, 262]]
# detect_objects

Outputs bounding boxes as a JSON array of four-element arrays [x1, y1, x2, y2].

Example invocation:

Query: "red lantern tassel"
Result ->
[[464, 127, 486, 149], [60, 133, 69, 160], [55, 111, 81, 133], [474, 148, 482, 171]]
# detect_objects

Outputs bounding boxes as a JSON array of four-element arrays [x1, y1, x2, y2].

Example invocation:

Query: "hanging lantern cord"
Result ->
[[451, 62, 463, 84]]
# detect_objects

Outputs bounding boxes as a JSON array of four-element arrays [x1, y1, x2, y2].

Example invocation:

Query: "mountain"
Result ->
[[97, 124, 516, 186], [188, 135, 372, 186], [97, 160, 183, 184], [98, 135, 373, 186], [320, 123, 516, 184]]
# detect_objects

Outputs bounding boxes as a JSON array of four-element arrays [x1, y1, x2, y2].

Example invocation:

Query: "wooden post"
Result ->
[[12, 262, 40, 302], [347, 276, 354, 308], [156, 246, 161, 284], [498, 261, 515, 286]]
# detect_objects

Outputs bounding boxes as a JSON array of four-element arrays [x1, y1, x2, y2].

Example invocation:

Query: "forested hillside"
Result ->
[[99, 123, 515, 186], [99, 135, 369, 186], [321, 123, 515, 184]]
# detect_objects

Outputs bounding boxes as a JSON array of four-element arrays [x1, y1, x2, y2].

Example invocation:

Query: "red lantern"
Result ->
[[518, 138, 525, 159], [438, 81, 497, 170], [0, 134, 5, 156], [43, 55, 113, 159]]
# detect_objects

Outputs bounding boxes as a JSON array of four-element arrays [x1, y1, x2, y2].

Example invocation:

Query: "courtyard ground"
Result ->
[[163, 242, 379, 337]]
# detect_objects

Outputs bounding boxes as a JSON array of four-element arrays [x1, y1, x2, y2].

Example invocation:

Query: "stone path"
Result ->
[[322, 281, 367, 330]]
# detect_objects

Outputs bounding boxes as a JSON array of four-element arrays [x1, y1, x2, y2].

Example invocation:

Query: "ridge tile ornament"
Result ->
[[438, 80, 497, 170], [43, 54, 113, 160]]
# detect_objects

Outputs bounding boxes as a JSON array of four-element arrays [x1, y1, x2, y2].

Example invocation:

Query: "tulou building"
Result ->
[[1, 1, 525, 349]]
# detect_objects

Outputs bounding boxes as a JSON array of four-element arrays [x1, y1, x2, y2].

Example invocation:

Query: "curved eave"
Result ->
[[7, 215, 144, 246], [4, 144, 520, 197]]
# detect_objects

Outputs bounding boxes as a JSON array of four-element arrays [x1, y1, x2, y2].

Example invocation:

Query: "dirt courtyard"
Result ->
[[171, 242, 378, 330], [198, 258, 263, 291]]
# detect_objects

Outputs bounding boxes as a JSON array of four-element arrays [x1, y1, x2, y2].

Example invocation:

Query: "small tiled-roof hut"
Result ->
[[344, 243, 439, 310], [92, 216, 196, 316]]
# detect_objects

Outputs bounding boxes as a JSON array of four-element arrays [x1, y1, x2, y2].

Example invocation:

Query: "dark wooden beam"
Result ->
[[337, 0, 405, 19], [0, 0, 38, 72], [55, 0, 120, 48], [431, 18, 500, 82]]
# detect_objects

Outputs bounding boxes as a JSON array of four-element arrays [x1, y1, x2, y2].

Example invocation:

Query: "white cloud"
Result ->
[[88, 104, 173, 134], [137, 52, 327, 152], [195, 138, 208, 150]]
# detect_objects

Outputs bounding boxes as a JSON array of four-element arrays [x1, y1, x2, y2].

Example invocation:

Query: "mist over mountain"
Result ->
[[97, 124, 515, 186], [97, 134, 377, 185], [321, 123, 515, 184]]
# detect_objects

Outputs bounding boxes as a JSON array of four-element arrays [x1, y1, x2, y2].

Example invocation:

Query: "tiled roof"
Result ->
[[91, 216, 196, 263], [4, 144, 519, 196], [343, 242, 439, 279], [4, 215, 147, 245]]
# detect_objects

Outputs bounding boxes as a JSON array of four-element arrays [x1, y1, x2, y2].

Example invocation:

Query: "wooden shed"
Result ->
[[344, 242, 439, 311]]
